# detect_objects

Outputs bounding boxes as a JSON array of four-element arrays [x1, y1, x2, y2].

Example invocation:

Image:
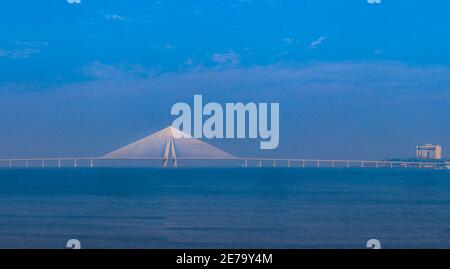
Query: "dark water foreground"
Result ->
[[0, 168, 449, 249]]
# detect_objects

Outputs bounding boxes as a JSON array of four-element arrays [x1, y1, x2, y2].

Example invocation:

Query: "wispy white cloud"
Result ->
[[105, 14, 125, 21], [163, 44, 174, 50], [367, 0, 382, 4], [78, 61, 150, 79], [13, 41, 48, 47], [308, 36, 326, 49], [282, 37, 294, 45], [151, 44, 175, 50], [67, 0, 81, 4], [212, 51, 240, 65], [0, 48, 40, 59], [184, 58, 194, 66], [232, 0, 252, 7], [373, 49, 384, 55], [0, 41, 47, 59]]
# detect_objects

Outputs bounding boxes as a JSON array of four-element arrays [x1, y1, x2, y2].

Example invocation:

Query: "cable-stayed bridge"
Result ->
[[1, 126, 448, 169], [0, 156, 449, 169]]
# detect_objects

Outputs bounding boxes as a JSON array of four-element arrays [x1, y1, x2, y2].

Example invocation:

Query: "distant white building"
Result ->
[[416, 144, 442, 160]]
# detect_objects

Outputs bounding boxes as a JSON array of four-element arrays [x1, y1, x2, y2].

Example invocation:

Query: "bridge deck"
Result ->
[[0, 157, 448, 169]]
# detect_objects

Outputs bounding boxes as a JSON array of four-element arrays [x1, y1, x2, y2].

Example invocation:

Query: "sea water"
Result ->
[[0, 168, 449, 249]]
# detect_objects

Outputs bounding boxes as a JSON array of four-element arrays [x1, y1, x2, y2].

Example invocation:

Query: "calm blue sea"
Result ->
[[0, 168, 449, 249]]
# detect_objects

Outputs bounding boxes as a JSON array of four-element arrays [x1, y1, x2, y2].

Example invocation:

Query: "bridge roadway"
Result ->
[[0, 157, 448, 169]]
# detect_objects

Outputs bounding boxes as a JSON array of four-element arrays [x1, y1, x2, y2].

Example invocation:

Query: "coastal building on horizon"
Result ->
[[416, 144, 442, 160]]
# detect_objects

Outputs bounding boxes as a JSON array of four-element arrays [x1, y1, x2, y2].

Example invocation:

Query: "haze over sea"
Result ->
[[0, 168, 449, 249]]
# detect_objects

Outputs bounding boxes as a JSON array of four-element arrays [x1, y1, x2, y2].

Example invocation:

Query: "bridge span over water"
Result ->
[[0, 157, 449, 169], [1, 126, 448, 169]]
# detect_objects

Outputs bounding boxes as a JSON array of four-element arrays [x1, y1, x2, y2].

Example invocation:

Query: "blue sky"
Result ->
[[1, 0, 450, 159]]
